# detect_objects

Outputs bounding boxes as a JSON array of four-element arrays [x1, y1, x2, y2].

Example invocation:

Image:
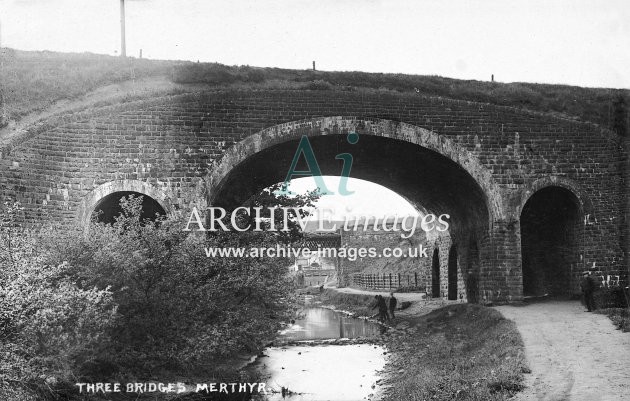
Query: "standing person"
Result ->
[[371, 295, 388, 322], [580, 271, 597, 312], [388, 292, 398, 320], [371, 295, 381, 320], [378, 295, 389, 322]]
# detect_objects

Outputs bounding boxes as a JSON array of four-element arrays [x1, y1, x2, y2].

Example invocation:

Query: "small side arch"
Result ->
[[518, 176, 592, 217], [519, 178, 586, 296], [77, 180, 172, 227]]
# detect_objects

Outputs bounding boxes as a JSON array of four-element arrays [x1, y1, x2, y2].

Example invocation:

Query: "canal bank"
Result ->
[[311, 288, 528, 401], [160, 288, 527, 401], [51, 288, 528, 401]]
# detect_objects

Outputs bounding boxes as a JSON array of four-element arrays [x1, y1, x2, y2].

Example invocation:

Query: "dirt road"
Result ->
[[496, 301, 630, 401]]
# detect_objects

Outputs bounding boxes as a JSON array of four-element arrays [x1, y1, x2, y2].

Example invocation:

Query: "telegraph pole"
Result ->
[[0, 18, 5, 127], [120, 0, 126, 57]]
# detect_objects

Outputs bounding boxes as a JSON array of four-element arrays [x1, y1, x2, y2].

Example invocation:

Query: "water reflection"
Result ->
[[257, 344, 385, 401], [279, 307, 384, 341]]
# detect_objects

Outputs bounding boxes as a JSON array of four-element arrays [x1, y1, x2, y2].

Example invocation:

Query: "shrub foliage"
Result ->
[[0, 202, 116, 396], [1, 187, 316, 394]]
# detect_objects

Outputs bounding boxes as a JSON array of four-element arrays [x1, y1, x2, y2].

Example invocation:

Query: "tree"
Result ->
[[240, 182, 320, 244]]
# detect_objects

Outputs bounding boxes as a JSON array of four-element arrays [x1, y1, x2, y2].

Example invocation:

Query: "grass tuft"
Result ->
[[595, 308, 630, 332]]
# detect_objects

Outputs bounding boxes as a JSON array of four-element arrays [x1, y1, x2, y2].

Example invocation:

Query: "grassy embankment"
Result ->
[[314, 288, 379, 317], [317, 289, 528, 401], [1, 48, 628, 136], [0, 48, 179, 124]]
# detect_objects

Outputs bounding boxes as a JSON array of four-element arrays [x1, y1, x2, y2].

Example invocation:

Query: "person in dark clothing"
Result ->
[[388, 292, 397, 320], [580, 271, 597, 312], [378, 295, 389, 322], [370, 295, 380, 319], [371, 295, 388, 322]]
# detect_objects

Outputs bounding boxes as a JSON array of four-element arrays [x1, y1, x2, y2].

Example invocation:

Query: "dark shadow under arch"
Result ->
[[207, 117, 500, 294], [432, 248, 441, 298], [93, 191, 166, 224], [466, 241, 480, 303], [448, 245, 458, 300], [210, 134, 490, 237], [520, 186, 582, 297]]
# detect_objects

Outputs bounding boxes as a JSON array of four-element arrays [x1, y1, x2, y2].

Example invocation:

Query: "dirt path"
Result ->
[[329, 286, 459, 316], [496, 301, 630, 401]]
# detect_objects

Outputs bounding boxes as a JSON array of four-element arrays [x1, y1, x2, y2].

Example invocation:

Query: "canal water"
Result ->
[[253, 307, 387, 401], [278, 307, 385, 341]]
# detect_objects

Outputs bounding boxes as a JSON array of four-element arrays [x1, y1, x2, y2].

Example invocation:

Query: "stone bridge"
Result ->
[[0, 89, 626, 303]]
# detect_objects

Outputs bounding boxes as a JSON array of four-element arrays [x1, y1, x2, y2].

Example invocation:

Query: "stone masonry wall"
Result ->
[[0, 89, 625, 301]]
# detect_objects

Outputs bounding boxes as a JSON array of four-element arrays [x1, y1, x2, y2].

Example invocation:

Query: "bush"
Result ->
[[36, 196, 296, 377], [0, 202, 117, 395], [594, 285, 628, 309], [300, 79, 333, 90], [38, 186, 319, 379]]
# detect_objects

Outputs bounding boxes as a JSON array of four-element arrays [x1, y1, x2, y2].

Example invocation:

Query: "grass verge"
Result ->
[[314, 288, 378, 317], [595, 308, 630, 332], [316, 289, 528, 401], [381, 304, 527, 401]]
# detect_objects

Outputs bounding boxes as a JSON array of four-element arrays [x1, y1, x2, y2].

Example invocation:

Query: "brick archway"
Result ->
[[518, 176, 592, 217], [206, 117, 504, 223], [519, 179, 587, 296], [77, 180, 172, 227]]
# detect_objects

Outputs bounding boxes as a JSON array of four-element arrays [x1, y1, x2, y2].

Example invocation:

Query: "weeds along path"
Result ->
[[496, 301, 630, 401]]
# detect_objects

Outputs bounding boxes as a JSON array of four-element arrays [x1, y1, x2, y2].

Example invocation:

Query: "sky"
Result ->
[[0, 0, 629, 89], [288, 176, 418, 221]]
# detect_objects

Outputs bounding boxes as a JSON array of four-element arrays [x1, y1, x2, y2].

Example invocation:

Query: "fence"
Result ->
[[351, 272, 425, 291], [301, 269, 336, 287]]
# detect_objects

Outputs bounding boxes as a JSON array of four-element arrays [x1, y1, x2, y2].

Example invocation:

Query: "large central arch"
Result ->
[[204, 117, 502, 291], [206, 117, 502, 229]]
